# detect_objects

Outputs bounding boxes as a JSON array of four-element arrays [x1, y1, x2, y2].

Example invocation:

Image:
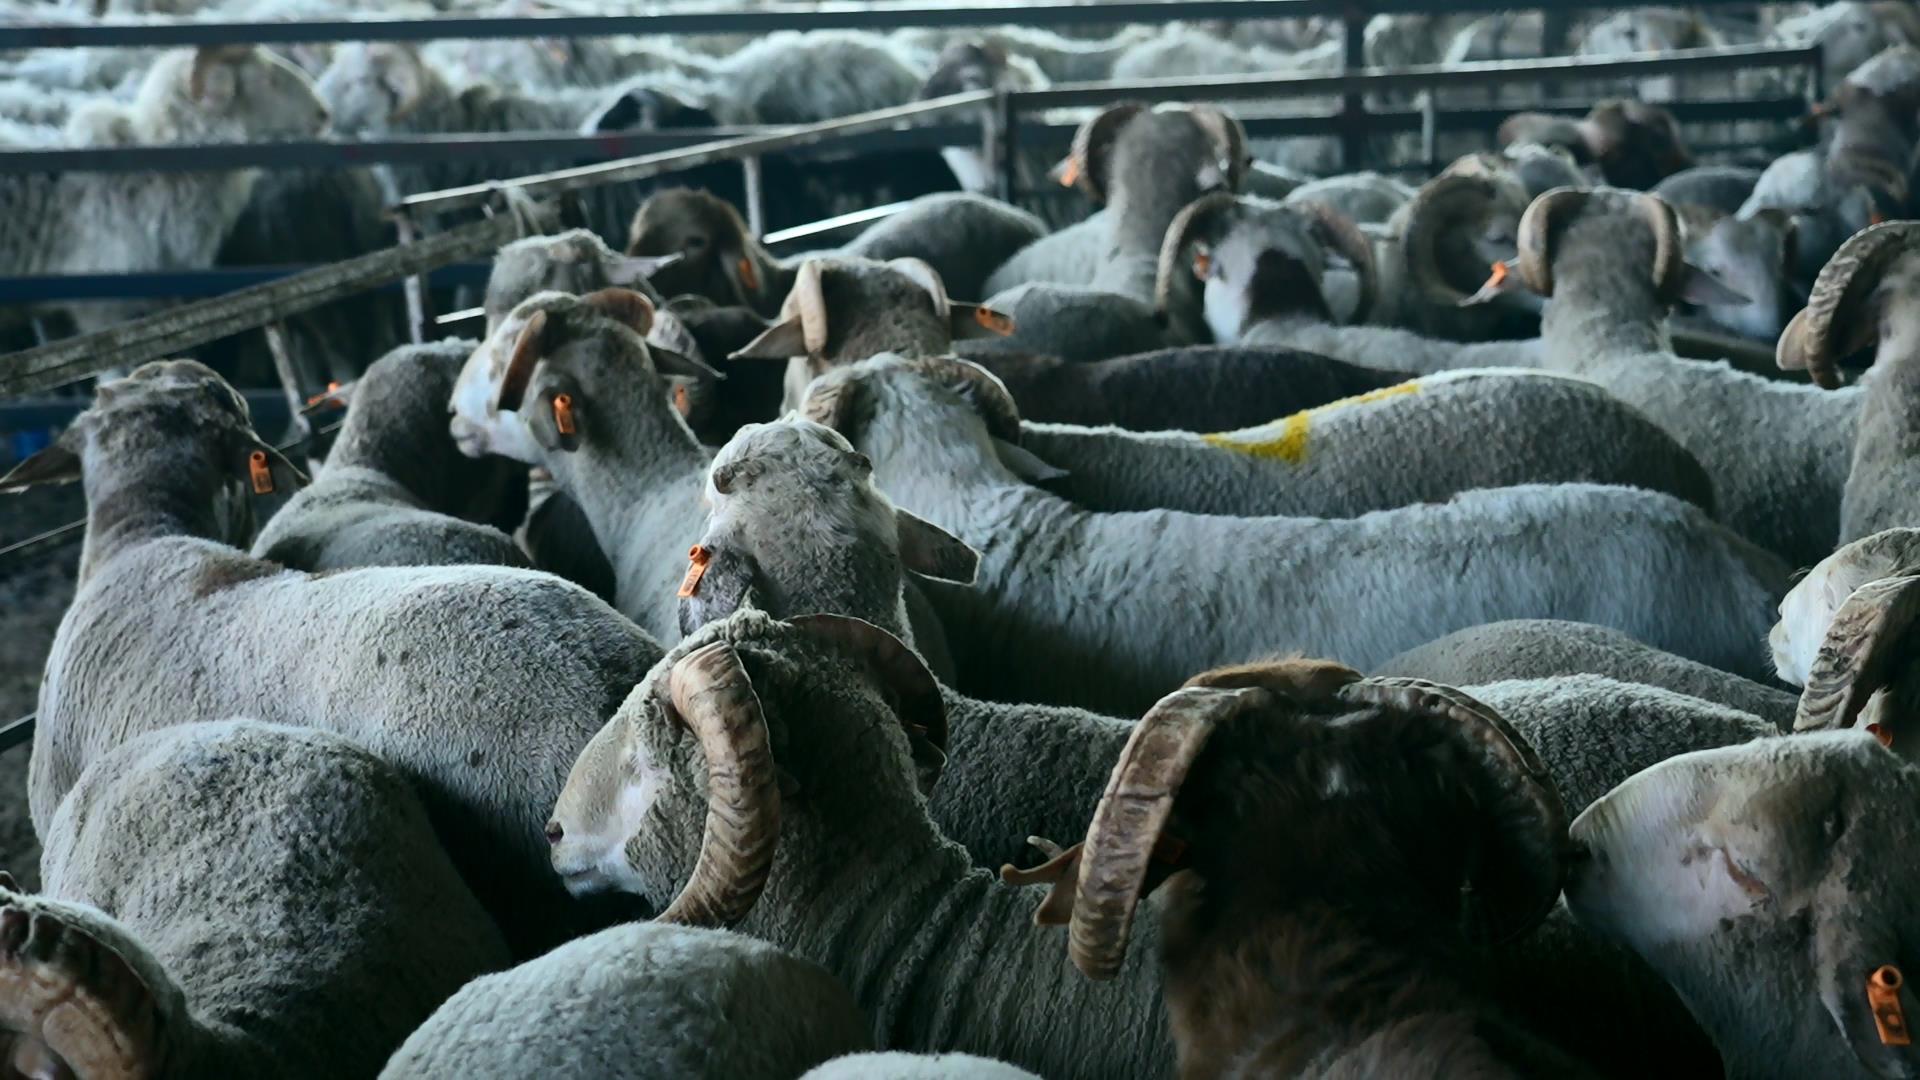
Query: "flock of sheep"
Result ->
[[12, 1, 1920, 1078]]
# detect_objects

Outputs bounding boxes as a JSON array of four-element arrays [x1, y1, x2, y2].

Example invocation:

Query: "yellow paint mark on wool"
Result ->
[[1200, 381, 1422, 463]]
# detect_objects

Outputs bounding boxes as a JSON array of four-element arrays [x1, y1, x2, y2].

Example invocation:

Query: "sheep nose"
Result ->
[[545, 820, 565, 845]]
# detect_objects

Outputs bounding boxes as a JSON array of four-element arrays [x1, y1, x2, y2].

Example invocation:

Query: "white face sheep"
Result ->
[[250, 340, 532, 573], [548, 611, 1176, 1079], [800, 354, 1786, 714], [382, 921, 872, 1079], [1770, 528, 1920, 691], [1, 359, 660, 956], [1, 719, 509, 1077]]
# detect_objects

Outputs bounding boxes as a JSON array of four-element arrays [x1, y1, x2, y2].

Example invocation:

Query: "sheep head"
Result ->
[[314, 43, 440, 136], [803, 354, 1022, 448], [1487, 187, 1745, 313], [626, 189, 770, 310], [1686, 210, 1800, 343], [1497, 101, 1691, 191], [450, 289, 720, 464], [1052, 103, 1248, 207], [1567, 732, 1920, 1078], [1777, 222, 1920, 389], [1398, 173, 1530, 309], [1772, 529, 1920, 690], [1157, 193, 1376, 338], [484, 229, 676, 334], [548, 612, 950, 919], [682, 417, 979, 638], [918, 40, 1043, 99], [1022, 674, 1567, 982]]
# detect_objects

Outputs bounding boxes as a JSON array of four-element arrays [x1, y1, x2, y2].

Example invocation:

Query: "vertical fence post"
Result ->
[[262, 320, 313, 447], [393, 212, 434, 345], [742, 154, 766, 238], [995, 89, 1018, 205], [1339, 1, 1368, 172]]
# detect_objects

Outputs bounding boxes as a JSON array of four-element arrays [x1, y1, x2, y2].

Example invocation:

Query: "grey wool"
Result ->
[[1379, 620, 1796, 732], [803, 1053, 1042, 1079], [382, 922, 872, 1079], [1021, 368, 1716, 519], [805, 355, 1787, 715], [9, 361, 660, 956], [251, 340, 531, 572], [1, 46, 331, 336], [4, 720, 508, 1078]]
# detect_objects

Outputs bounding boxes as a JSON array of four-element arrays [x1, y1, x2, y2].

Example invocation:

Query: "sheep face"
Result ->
[[483, 230, 671, 333], [548, 701, 673, 898], [1771, 529, 1920, 686], [1197, 214, 1333, 341], [626, 189, 761, 308], [1688, 212, 1799, 341], [1567, 733, 1920, 1077], [316, 43, 440, 136], [147, 46, 331, 141]]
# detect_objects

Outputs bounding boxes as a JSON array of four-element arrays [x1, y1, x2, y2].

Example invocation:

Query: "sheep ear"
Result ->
[[1813, 913, 1920, 1072], [236, 439, 308, 496], [1673, 262, 1753, 308], [0, 434, 82, 493], [651, 346, 724, 383], [949, 303, 1016, 341], [728, 316, 808, 361], [524, 388, 582, 454], [896, 508, 978, 585], [992, 438, 1068, 484], [608, 251, 682, 286]]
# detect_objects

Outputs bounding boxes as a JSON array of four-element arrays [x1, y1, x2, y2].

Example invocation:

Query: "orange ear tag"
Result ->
[[248, 450, 274, 495], [1868, 722, 1894, 749], [673, 383, 692, 416], [305, 381, 344, 408], [736, 256, 760, 293], [1872, 212, 1889, 226], [1192, 250, 1212, 278], [678, 545, 712, 598], [552, 393, 577, 436], [975, 306, 1016, 335], [1056, 157, 1082, 188], [1870, 965, 1912, 1046], [1486, 260, 1510, 289]]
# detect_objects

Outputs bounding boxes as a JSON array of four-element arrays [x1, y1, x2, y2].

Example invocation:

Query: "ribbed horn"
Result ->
[[1297, 201, 1378, 325], [1513, 187, 1592, 297], [786, 260, 830, 358], [1794, 574, 1920, 736], [787, 613, 948, 791], [655, 641, 782, 928], [491, 309, 549, 414], [908, 356, 1022, 443], [1064, 103, 1146, 204], [1777, 222, 1920, 390], [1154, 192, 1241, 316], [1401, 175, 1505, 307], [1337, 677, 1567, 942], [1633, 193, 1686, 303], [1185, 104, 1249, 191]]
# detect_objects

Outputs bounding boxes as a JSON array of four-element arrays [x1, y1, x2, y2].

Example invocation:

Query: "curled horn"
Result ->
[[1155, 192, 1241, 315], [655, 641, 782, 928], [1296, 201, 1378, 325], [1793, 574, 1920, 734], [1513, 187, 1592, 297], [887, 257, 954, 320], [1184, 104, 1249, 191], [909, 357, 1021, 442], [1632, 193, 1686, 303], [802, 365, 862, 436], [786, 260, 830, 358], [1067, 686, 1273, 979], [1066, 103, 1146, 204], [491, 309, 549, 414], [1401, 175, 1505, 307], [1777, 222, 1920, 389], [787, 613, 949, 789], [1337, 678, 1567, 941]]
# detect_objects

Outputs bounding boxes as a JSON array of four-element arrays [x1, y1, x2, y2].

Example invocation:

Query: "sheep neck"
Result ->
[[1538, 228, 1673, 366], [541, 404, 710, 561], [76, 457, 244, 587]]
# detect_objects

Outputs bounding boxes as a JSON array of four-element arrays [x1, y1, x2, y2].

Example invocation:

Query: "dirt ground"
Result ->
[[0, 484, 85, 891]]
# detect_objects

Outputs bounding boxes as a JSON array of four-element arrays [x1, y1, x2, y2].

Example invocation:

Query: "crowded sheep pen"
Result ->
[[2, 0, 1919, 1076]]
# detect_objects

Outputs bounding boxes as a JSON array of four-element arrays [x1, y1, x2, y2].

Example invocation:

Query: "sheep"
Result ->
[[804, 1053, 1041, 1079], [1, 46, 331, 337], [1501, 185, 1863, 569], [1767, 527, 1920, 696], [547, 610, 1178, 1079], [1676, 209, 1804, 345], [1651, 165, 1764, 215], [484, 228, 676, 329], [250, 341, 531, 573], [891, 26, 1154, 83], [1775, 221, 1920, 545], [1768, 0, 1920, 90], [1566, 730, 1920, 1079], [382, 922, 871, 1079], [980, 102, 1248, 299], [449, 290, 958, 677], [2, 719, 509, 1077], [702, 31, 926, 126], [1281, 171, 1417, 226], [801, 354, 1787, 714], [1497, 100, 1694, 191], [1377, 620, 1799, 731], [1028, 672, 1593, 1076], [1110, 22, 1342, 82], [626, 188, 1045, 319], [1, 359, 662, 956], [910, 40, 1058, 205], [1018, 368, 1717, 519], [967, 344, 1411, 432]]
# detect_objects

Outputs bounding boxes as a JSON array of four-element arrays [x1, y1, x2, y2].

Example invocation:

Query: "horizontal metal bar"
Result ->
[[1005, 44, 1821, 109], [1, 389, 296, 431], [1670, 325, 1781, 371], [0, 264, 490, 302], [763, 200, 912, 251], [399, 90, 991, 217], [0, 212, 521, 396], [0, 123, 982, 175], [0, 714, 31, 755]]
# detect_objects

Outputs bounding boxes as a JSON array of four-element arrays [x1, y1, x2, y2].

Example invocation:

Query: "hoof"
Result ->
[[0, 900, 164, 1079]]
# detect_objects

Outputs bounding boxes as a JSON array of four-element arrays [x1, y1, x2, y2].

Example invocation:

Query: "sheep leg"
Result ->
[[0, 896, 169, 1079]]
